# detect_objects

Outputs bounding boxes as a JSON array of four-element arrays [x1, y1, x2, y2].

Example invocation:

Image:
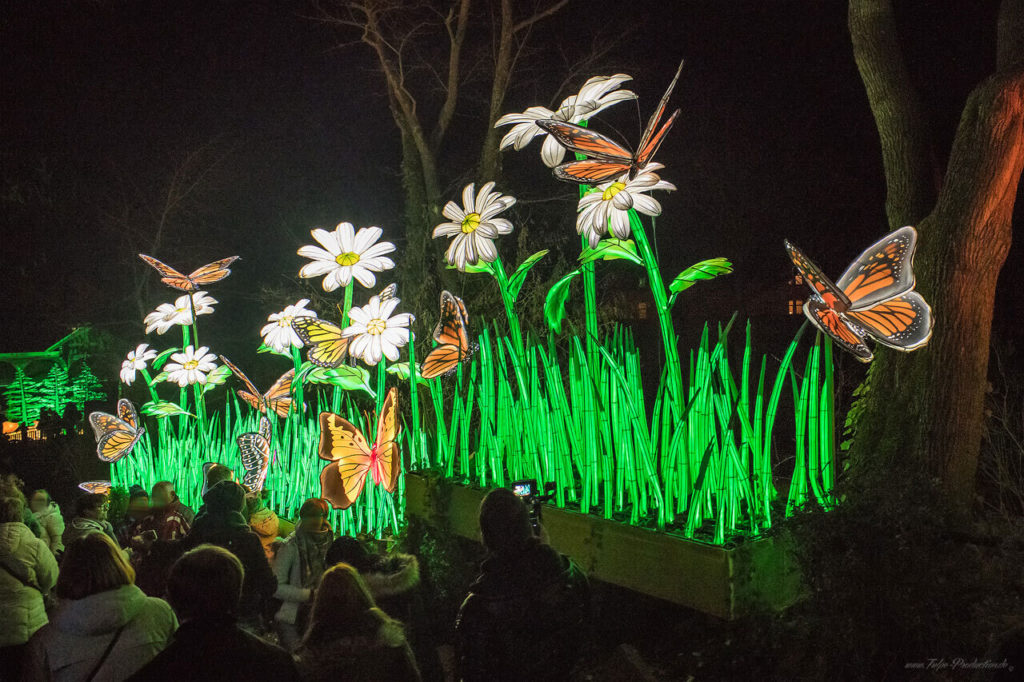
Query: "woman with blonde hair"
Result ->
[[27, 532, 177, 680], [294, 563, 420, 681]]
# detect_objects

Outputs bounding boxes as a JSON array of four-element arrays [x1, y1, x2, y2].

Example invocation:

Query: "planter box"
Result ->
[[405, 472, 802, 620]]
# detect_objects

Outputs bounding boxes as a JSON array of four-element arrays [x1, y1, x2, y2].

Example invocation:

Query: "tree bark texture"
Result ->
[[847, 0, 1024, 506]]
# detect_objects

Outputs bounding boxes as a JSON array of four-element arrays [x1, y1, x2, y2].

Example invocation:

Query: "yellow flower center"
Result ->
[[602, 182, 626, 201], [461, 213, 481, 234], [335, 251, 361, 266], [277, 316, 292, 328], [367, 319, 387, 335], [183, 360, 199, 370]]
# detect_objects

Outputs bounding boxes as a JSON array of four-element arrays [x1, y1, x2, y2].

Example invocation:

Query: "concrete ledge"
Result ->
[[405, 472, 802, 620]]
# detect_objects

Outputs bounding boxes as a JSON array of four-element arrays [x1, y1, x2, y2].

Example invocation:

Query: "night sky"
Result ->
[[2, 0, 1019, 383]]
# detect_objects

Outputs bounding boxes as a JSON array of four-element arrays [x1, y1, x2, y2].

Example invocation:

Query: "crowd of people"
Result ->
[[0, 471, 590, 681]]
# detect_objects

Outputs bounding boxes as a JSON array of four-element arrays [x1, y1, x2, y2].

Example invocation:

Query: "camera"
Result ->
[[511, 479, 555, 536]]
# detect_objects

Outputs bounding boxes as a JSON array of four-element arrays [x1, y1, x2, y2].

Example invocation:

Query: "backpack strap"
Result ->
[[85, 623, 127, 682]]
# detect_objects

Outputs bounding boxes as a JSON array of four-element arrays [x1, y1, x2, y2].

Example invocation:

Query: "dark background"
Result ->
[[2, 0, 1020, 387]]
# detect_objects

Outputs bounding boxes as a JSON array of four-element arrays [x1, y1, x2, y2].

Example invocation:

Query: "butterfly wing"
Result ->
[[535, 119, 632, 162], [804, 297, 873, 362], [116, 399, 140, 430], [97, 426, 145, 463], [139, 254, 193, 291], [846, 291, 933, 352], [263, 369, 295, 418], [78, 481, 112, 495], [379, 283, 398, 303], [433, 291, 470, 348], [89, 411, 123, 440], [553, 160, 633, 185], [371, 388, 402, 492], [318, 412, 372, 509], [784, 239, 851, 310], [237, 420, 271, 493], [420, 344, 464, 380], [186, 256, 240, 287], [634, 61, 684, 168], [294, 318, 349, 368], [838, 226, 919, 311]]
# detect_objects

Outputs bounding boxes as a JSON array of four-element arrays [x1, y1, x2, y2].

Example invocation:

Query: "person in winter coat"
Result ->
[[28, 489, 65, 557], [26, 533, 177, 681], [326, 535, 421, 622], [272, 498, 335, 651], [294, 563, 421, 682], [0, 496, 58, 680], [128, 544, 299, 681], [140, 481, 191, 542], [62, 493, 118, 547], [179, 481, 277, 627], [455, 488, 590, 682]]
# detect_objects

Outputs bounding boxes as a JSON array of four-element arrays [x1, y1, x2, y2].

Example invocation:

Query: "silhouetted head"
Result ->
[[479, 487, 533, 554], [57, 533, 134, 600], [167, 544, 244, 621]]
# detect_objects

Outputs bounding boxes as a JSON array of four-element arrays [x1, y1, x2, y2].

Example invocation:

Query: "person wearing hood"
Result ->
[[455, 488, 590, 682], [180, 480, 277, 627], [246, 491, 294, 561], [114, 485, 150, 551], [62, 493, 118, 548], [140, 481, 191, 542], [326, 535, 421, 622], [26, 532, 177, 681], [0, 495, 58, 680], [272, 497, 335, 651], [28, 489, 65, 557], [294, 563, 420, 682]]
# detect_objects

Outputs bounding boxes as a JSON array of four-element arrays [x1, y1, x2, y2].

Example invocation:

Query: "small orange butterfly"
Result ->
[[139, 253, 239, 292], [535, 61, 683, 184], [317, 388, 401, 510], [219, 356, 294, 418], [78, 480, 112, 495], [421, 291, 477, 379], [785, 226, 934, 363]]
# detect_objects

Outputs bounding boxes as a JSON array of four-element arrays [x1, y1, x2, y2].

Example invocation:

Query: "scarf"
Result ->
[[295, 526, 335, 589]]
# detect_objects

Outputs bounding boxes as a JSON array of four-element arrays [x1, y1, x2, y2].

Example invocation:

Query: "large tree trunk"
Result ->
[[847, 0, 1024, 507]]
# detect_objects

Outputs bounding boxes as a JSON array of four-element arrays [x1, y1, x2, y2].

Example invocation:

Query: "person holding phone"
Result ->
[[455, 488, 590, 682]]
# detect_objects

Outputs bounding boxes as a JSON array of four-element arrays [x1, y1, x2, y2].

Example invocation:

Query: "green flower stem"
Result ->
[[187, 293, 200, 350], [489, 255, 526, 362], [407, 326, 422, 468], [179, 326, 191, 418], [628, 209, 684, 414], [140, 367, 169, 442], [573, 127, 600, 372], [290, 345, 304, 417], [140, 368, 161, 404], [341, 285, 354, 328]]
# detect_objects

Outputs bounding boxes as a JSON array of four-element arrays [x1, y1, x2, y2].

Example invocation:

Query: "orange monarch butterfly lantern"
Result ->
[[88, 399, 145, 462], [219, 355, 294, 418], [535, 60, 683, 184], [785, 225, 934, 362], [138, 253, 239, 291], [317, 388, 401, 510], [421, 290, 477, 379]]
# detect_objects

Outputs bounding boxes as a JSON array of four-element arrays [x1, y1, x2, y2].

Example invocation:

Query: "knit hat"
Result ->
[[203, 480, 246, 514], [128, 485, 148, 501]]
